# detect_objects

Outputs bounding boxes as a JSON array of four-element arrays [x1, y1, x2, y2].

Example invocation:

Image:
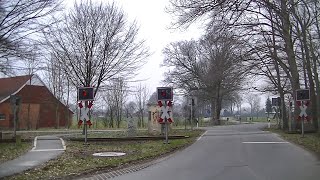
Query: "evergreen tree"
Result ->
[[265, 97, 272, 118]]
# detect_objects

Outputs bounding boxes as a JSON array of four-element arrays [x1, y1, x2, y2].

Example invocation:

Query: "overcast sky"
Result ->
[[63, 0, 268, 105], [63, 0, 204, 94], [96, 0, 203, 92], [60, 0, 270, 108]]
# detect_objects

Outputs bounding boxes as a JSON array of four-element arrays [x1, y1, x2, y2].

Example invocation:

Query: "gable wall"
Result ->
[[0, 85, 72, 129]]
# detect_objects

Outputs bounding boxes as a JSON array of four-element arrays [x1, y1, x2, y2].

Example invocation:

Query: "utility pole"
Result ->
[[289, 100, 292, 132], [10, 95, 21, 138], [190, 99, 193, 130]]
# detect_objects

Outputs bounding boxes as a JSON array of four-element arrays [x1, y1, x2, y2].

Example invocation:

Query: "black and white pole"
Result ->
[[301, 101, 304, 138], [288, 100, 292, 132], [164, 100, 169, 144], [85, 101, 88, 144], [190, 99, 193, 130]]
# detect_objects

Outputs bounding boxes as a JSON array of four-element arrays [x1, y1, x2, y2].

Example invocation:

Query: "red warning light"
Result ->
[[82, 90, 87, 97], [78, 87, 94, 101], [161, 90, 166, 97], [157, 87, 173, 101]]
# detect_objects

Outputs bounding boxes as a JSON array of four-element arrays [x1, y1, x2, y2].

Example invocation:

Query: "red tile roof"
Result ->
[[0, 75, 32, 102]]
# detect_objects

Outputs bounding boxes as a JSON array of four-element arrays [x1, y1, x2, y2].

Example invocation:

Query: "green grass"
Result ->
[[250, 117, 277, 123], [1, 126, 196, 141], [267, 127, 320, 154], [0, 142, 33, 163], [69, 116, 199, 130], [7, 130, 204, 180]]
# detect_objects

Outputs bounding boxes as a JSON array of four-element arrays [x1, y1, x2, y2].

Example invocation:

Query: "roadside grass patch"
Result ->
[[0, 142, 32, 163], [7, 130, 203, 180], [267, 127, 320, 154]]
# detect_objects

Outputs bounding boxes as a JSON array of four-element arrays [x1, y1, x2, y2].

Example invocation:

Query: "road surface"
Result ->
[[0, 136, 65, 178], [110, 123, 320, 180]]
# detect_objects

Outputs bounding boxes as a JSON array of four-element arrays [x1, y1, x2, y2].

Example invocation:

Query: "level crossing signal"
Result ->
[[78, 87, 94, 101], [157, 87, 173, 101], [296, 89, 310, 101]]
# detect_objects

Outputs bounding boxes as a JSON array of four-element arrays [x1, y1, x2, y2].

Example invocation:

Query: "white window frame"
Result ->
[[0, 114, 5, 120]]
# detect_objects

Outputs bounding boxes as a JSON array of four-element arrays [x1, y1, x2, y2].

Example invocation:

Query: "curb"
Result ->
[[67, 135, 190, 142]]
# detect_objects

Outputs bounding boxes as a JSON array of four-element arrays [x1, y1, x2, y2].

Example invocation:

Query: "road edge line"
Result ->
[[31, 136, 38, 151], [31, 149, 65, 152], [197, 130, 207, 141], [60, 138, 66, 150]]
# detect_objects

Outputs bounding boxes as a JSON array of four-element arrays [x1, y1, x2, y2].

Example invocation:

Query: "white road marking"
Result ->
[[31, 136, 38, 151], [60, 138, 66, 150], [31, 149, 65, 152], [242, 141, 289, 144], [31, 136, 66, 152], [197, 131, 207, 141]]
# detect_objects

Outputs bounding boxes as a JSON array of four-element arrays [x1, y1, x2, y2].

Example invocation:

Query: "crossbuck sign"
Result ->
[[80, 107, 90, 121], [160, 105, 171, 120], [299, 104, 307, 118], [158, 101, 173, 123], [297, 101, 309, 120]]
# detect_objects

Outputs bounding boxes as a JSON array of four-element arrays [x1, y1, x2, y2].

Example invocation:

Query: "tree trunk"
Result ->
[[280, 0, 300, 129], [270, 9, 288, 129], [280, 91, 288, 129], [215, 97, 222, 125], [109, 108, 114, 128], [214, 83, 222, 125], [211, 100, 217, 125], [141, 112, 144, 128], [66, 78, 70, 129], [308, 33, 320, 132], [302, 37, 318, 130]]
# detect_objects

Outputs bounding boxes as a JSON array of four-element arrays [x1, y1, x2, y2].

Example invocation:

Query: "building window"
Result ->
[[0, 114, 5, 120]]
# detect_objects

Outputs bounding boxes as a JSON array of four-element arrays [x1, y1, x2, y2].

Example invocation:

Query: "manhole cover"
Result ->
[[92, 152, 126, 157]]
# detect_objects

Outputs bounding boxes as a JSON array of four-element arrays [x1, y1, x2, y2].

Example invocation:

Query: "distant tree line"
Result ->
[[166, 0, 320, 131]]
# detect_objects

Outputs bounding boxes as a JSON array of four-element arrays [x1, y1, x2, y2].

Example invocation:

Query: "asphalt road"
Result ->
[[0, 136, 64, 178], [113, 123, 320, 180]]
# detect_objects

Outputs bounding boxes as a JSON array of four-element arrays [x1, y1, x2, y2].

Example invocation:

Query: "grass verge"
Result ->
[[0, 142, 33, 163], [7, 129, 204, 180], [266, 127, 320, 155]]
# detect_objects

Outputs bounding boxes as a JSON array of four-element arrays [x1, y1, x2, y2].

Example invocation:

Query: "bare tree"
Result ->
[[102, 77, 128, 128], [253, 96, 261, 120], [163, 30, 248, 125], [16, 44, 42, 129], [135, 83, 149, 128], [102, 90, 114, 128], [246, 94, 255, 120], [148, 91, 158, 104], [246, 94, 261, 121], [0, 0, 61, 75], [167, 0, 320, 130], [45, 55, 72, 129], [43, 1, 149, 96], [126, 101, 137, 118]]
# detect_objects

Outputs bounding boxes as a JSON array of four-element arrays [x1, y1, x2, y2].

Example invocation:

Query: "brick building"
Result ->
[[0, 74, 73, 130]]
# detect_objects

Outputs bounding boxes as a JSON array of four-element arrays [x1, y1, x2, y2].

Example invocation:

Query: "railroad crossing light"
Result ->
[[296, 89, 310, 101], [78, 87, 94, 101], [157, 87, 173, 101]]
